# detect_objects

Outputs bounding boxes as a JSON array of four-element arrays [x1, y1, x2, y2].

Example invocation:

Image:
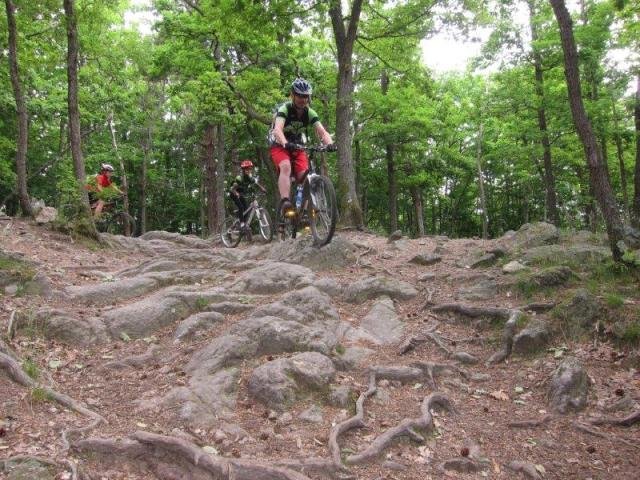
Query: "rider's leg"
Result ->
[[94, 199, 105, 217], [231, 194, 244, 225], [278, 160, 292, 201]]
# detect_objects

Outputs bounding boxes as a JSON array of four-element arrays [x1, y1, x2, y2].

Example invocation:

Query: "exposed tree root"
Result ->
[[508, 415, 553, 428], [573, 422, 640, 450], [523, 302, 556, 313], [74, 430, 314, 480], [355, 247, 372, 267], [397, 321, 440, 355], [505, 460, 542, 479], [411, 361, 468, 389], [328, 372, 377, 466], [103, 345, 162, 370], [431, 303, 511, 320], [345, 393, 454, 465], [0, 351, 105, 423], [589, 410, 640, 427], [6, 309, 17, 340], [486, 310, 522, 365], [438, 457, 488, 474]]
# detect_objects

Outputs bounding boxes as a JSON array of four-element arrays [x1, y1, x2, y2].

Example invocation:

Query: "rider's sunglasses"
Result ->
[[294, 93, 310, 100]]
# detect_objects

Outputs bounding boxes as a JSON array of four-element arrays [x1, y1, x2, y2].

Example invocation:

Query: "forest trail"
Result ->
[[1, 217, 639, 480]]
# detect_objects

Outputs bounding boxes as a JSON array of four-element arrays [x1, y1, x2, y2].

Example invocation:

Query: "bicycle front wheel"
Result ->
[[307, 175, 337, 247], [257, 208, 273, 242], [221, 216, 242, 248]]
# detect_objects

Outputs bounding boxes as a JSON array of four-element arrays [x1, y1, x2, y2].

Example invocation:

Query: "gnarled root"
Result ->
[[573, 422, 639, 450], [345, 393, 454, 465], [486, 310, 522, 365], [74, 430, 313, 480], [589, 410, 640, 427], [431, 304, 511, 320], [0, 351, 105, 423], [508, 415, 553, 428], [328, 372, 377, 466]]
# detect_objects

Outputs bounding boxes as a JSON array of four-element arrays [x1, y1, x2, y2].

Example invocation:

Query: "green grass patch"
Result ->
[[196, 297, 209, 309], [22, 358, 40, 380], [605, 293, 624, 309], [30, 386, 53, 403], [620, 322, 640, 344], [334, 343, 346, 355]]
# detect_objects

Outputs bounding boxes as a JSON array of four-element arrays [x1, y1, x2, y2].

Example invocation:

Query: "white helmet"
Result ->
[[101, 163, 115, 172]]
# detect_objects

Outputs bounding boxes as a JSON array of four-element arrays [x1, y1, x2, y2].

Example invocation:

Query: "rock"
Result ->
[[388, 230, 403, 242], [18, 308, 109, 345], [66, 275, 160, 305], [34, 206, 57, 224], [528, 266, 574, 287], [332, 346, 375, 371], [624, 225, 640, 249], [502, 260, 527, 274], [408, 253, 442, 266], [299, 405, 323, 423], [344, 276, 417, 303], [382, 460, 407, 471], [547, 357, 591, 413], [513, 319, 551, 354], [453, 352, 479, 364], [269, 236, 357, 271], [440, 458, 488, 474], [328, 385, 353, 408], [174, 311, 224, 341], [154, 368, 239, 427], [456, 277, 497, 301], [519, 244, 610, 265], [230, 262, 315, 294], [140, 230, 213, 249], [248, 352, 335, 410], [277, 412, 293, 425], [360, 296, 404, 344], [498, 222, 559, 253], [557, 289, 602, 330], [313, 277, 342, 296], [469, 253, 497, 268], [3, 458, 55, 480], [417, 272, 437, 282]]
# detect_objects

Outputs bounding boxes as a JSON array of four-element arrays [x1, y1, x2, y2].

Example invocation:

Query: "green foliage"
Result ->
[[22, 358, 40, 380], [30, 387, 53, 403], [620, 322, 640, 344], [605, 293, 624, 308]]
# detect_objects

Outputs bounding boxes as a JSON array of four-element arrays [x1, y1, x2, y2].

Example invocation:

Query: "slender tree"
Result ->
[[329, 0, 365, 229], [107, 112, 131, 236], [634, 74, 640, 227], [4, 0, 33, 217], [549, 0, 625, 259]]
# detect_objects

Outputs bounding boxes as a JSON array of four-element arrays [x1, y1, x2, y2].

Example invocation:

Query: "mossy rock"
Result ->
[[0, 251, 37, 288], [552, 288, 603, 335], [3, 458, 55, 480], [519, 244, 610, 267]]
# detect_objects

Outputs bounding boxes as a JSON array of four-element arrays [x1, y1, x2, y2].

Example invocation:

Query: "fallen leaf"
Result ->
[[490, 390, 509, 401]]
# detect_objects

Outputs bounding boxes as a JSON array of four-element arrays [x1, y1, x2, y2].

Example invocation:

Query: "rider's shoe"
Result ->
[[279, 198, 294, 218]]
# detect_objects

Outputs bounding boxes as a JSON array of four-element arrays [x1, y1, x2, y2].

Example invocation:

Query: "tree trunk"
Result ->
[[140, 124, 150, 234], [381, 70, 398, 233], [64, 0, 95, 231], [476, 123, 489, 239], [107, 113, 132, 236], [214, 122, 225, 234], [329, 0, 365, 229], [528, 0, 560, 226], [5, 0, 33, 217], [612, 100, 629, 220], [549, 0, 625, 260], [633, 74, 640, 228], [202, 124, 216, 236], [410, 186, 425, 237]]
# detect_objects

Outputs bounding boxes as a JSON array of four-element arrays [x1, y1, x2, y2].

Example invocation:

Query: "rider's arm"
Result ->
[[314, 121, 333, 146], [272, 117, 288, 147]]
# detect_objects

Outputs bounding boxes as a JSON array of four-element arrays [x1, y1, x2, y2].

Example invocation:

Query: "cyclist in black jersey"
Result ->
[[270, 78, 335, 219], [228, 160, 266, 230]]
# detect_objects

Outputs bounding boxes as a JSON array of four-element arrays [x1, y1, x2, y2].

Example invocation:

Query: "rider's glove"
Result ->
[[326, 143, 337, 152], [284, 142, 296, 151]]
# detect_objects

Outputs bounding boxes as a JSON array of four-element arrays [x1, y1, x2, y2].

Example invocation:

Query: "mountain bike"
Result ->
[[278, 144, 338, 247], [221, 193, 273, 248], [91, 197, 136, 235]]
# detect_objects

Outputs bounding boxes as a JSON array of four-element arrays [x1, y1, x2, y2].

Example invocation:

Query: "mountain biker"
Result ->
[[228, 160, 266, 230], [269, 78, 335, 223], [86, 163, 122, 217]]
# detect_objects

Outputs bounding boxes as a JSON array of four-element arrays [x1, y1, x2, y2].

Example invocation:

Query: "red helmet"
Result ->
[[240, 160, 253, 169]]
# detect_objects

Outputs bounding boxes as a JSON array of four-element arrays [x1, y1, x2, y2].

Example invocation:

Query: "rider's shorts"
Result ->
[[270, 145, 309, 178]]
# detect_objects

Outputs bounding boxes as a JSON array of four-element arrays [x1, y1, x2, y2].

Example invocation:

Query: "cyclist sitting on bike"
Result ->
[[228, 160, 266, 230], [269, 78, 335, 223], [85, 163, 122, 217]]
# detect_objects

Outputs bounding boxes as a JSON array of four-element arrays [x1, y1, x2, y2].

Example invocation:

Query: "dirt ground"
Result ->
[[1, 217, 639, 479]]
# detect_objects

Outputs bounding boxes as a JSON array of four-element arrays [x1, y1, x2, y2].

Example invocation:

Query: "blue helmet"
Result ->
[[291, 77, 312, 96]]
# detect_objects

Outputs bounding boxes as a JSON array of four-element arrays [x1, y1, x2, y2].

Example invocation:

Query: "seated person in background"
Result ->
[[228, 160, 266, 229], [86, 163, 122, 217]]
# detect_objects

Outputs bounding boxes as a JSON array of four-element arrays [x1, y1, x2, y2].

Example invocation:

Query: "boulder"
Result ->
[[408, 253, 442, 266], [248, 352, 335, 410], [344, 276, 417, 303], [269, 236, 357, 271], [513, 319, 551, 354], [547, 357, 590, 413], [230, 262, 315, 294], [498, 222, 559, 253], [360, 296, 404, 344], [174, 311, 224, 342]]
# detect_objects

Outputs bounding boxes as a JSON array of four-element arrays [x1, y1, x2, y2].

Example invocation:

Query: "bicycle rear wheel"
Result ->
[[257, 208, 273, 242], [307, 175, 337, 247], [278, 209, 297, 241], [221, 216, 242, 248]]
